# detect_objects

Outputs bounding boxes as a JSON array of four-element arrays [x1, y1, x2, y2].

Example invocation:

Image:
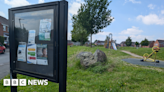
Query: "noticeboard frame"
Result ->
[[9, 0, 68, 85]]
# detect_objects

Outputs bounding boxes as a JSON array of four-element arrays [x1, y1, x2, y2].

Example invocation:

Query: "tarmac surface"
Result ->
[[0, 48, 10, 79], [122, 58, 164, 68]]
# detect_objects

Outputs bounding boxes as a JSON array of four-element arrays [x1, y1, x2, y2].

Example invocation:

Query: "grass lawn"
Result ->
[[1, 46, 164, 92], [119, 47, 164, 61]]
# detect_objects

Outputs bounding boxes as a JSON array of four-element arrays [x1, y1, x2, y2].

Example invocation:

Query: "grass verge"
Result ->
[[0, 46, 164, 92]]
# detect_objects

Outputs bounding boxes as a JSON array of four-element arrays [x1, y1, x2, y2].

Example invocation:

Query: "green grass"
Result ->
[[119, 47, 164, 60], [1, 46, 164, 92]]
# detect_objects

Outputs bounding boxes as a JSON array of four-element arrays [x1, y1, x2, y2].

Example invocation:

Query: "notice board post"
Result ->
[[59, 1, 68, 92], [9, 1, 68, 92]]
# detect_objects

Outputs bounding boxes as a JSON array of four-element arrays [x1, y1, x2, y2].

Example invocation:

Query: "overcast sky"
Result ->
[[0, 0, 164, 43]]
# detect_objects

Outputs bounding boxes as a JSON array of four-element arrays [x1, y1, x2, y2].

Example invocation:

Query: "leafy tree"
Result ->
[[135, 41, 139, 47], [94, 40, 97, 43], [74, 0, 113, 47], [71, 18, 89, 45], [141, 38, 149, 46], [125, 37, 132, 46]]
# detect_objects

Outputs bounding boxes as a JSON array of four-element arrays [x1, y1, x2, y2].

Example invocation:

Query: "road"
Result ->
[[0, 49, 10, 79]]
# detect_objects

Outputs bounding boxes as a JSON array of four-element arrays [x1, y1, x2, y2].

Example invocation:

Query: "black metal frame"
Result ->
[[9, 1, 68, 92]]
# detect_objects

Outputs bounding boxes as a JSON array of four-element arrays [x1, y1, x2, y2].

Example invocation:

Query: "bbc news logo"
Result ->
[[3, 79, 48, 86]]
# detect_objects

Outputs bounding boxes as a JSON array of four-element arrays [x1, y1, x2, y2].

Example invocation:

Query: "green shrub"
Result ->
[[0, 36, 4, 45]]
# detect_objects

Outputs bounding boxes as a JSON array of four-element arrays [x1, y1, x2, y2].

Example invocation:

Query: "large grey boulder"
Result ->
[[76, 49, 107, 67], [93, 49, 107, 62]]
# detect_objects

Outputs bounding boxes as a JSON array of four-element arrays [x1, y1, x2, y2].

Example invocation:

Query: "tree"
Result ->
[[125, 37, 132, 46], [94, 39, 97, 43], [141, 38, 149, 46], [135, 41, 139, 47], [0, 36, 4, 45], [71, 15, 89, 45], [75, 0, 113, 47]]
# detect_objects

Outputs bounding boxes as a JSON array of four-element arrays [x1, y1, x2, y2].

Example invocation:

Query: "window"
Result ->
[[155, 43, 158, 46], [3, 25, 6, 31], [8, 27, 9, 32]]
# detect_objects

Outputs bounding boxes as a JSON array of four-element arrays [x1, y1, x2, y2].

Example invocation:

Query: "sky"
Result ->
[[0, 0, 164, 43]]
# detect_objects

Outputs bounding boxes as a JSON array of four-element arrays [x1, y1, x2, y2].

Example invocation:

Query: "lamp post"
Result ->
[[19, 18, 24, 28]]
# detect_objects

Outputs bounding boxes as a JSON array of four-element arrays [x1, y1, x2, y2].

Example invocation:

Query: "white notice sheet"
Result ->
[[27, 44, 37, 64], [17, 42, 26, 62]]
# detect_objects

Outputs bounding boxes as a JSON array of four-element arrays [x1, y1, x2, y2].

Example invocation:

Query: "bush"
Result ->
[[0, 36, 4, 45]]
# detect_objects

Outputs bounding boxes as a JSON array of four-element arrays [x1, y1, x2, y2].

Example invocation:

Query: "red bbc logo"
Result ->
[[29, 57, 36, 60]]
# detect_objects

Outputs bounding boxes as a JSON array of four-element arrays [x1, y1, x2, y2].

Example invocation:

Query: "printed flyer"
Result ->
[[27, 44, 37, 64], [39, 19, 51, 41], [17, 42, 26, 62], [36, 44, 48, 65], [28, 30, 36, 44]]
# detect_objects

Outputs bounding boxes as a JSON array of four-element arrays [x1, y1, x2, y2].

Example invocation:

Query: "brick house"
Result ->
[[85, 41, 91, 45], [154, 40, 164, 47], [95, 40, 105, 45], [67, 40, 73, 45], [141, 41, 155, 48], [120, 41, 138, 47], [120, 41, 126, 47], [0, 16, 9, 45], [131, 42, 136, 47]]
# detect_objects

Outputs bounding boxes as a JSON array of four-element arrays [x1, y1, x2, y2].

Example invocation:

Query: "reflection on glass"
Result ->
[[14, 9, 54, 77]]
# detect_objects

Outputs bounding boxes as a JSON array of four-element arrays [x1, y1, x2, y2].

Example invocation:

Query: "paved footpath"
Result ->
[[121, 50, 143, 58]]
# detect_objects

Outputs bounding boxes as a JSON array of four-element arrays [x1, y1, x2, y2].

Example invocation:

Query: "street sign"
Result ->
[[9, 1, 68, 92]]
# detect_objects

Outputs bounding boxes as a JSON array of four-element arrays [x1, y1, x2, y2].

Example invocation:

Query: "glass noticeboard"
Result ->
[[14, 9, 54, 77]]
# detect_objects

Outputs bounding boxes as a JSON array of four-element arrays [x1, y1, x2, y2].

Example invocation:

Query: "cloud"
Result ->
[[161, 10, 164, 14], [0, 11, 5, 18], [69, 23, 72, 26], [119, 26, 143, 35], [125, 0, 141, 4], [90, 32, 112, 42], [136, 14, 164, 25], [128, 18, 132, 21], [117, 26, 154, 43], [129, 0, 141, 4], [38, 0, 44, 3], [68, 0, 84, 20], [4, 0, 30, 7], [68, 32, 72, 40], [96, 32, 112, 36], [148, 4, 156, 9]]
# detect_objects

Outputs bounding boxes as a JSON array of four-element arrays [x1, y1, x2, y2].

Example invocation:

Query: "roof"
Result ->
[[120, 41, 125, 44], [149, 41, 155, 43], [96, 40, 105, 43], [0, 16, 8, 25], [67, 40, 73, 43], [157, 40, 164, 43]]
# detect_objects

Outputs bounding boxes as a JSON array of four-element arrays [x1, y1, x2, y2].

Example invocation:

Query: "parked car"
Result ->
[[0, 43, 6, 54]]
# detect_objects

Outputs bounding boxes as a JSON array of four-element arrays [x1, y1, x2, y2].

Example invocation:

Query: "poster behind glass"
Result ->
[[14, 9, 54, 77]]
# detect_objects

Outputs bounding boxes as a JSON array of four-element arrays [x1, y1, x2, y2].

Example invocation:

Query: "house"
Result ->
[[116, 43, 121, 47], [67, 40, 73, 45], [131, 42, 136, 47], [85, 41, 91, 45], [95, 40, 105, 45], [149, 41, 155, 48], [142, 41, 155, 48], [154, 40, 164, 47], [0, 16, 9, 46], [120, 41, 137, 47], [120, 41, 126, 47], [73, 41, 81, 46]]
